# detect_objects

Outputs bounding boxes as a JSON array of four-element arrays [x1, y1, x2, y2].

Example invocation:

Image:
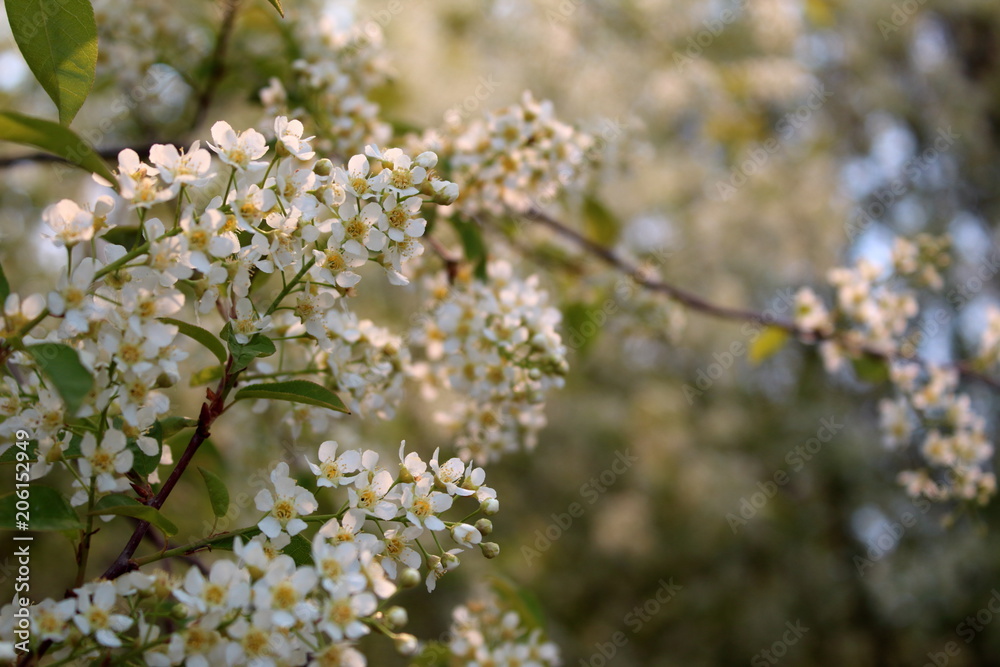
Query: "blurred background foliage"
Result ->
[[3, 0, 1000, 665]]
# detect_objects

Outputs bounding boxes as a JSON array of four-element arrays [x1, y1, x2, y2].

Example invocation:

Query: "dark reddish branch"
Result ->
[[101, 361, 233, 581], [521, 206, 1000, 392]]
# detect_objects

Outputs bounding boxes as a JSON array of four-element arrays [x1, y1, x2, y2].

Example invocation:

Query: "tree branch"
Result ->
[[518, 206, 1000, 391]]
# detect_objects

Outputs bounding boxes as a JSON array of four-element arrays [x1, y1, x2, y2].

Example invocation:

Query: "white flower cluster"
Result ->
[[883, 363, 995, 504], [0, 441, 502, 664], [792, 235, 995, 503], [260, 0, 393, 159], [445, 594, 561, 666], [412, 261, 568, 463], [424, 91, 597, 215], [261, 300, 410, 421], [0, 117, 456, 502]]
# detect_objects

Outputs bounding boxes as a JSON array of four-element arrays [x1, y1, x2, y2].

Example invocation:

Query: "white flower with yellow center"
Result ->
[[252, 555, 318, 627], [307, 440, 361, 488], [255, 462, 318, 538], [173, 559, 250, 615], [209, 121, 268, 170], [79, 430, 133, 493], [72, 582, 133, 647]]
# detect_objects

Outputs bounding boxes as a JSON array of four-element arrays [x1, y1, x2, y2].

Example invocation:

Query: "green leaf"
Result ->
[[748, 326, 791, 366], [233, 380, 350, 414], [0, 439, 36, 464], [150, 416, 198, 441], [0, 485, 82, 531], [127, 439, 160, 476], [6, 0, 98, 124], [0, 111, 114, 183], [266, 0, 285, 17], [87, 503, 177, 537], [190, 365, 225, 387], [26, 343, 94, 416], [451, 218, 488, 281], [852, 354, 890, 385], [582, 196, 620, 246], [222, 325, 277, 373], [93, 493, 141, 513], [283, 534, 313, 566], [160, 317, 228, 364], [562, 301, 600, 355], [198, 467, 230, 519], [0, 261, 9, 304]]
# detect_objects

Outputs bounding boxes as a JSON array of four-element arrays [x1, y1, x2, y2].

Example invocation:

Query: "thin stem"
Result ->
[[74, 476, 97, 587], [265, 259, 315, 316]]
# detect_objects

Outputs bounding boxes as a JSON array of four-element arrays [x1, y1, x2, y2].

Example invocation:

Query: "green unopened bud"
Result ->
[[398, 567, 422, 589], [480, 542, 501, 559], [313, 158, 333, 176], [474, 518, 493, 536], [480, 498, 500, 515]]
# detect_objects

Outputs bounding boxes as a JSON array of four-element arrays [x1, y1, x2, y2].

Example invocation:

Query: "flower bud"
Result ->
[[442, 552, 460, 570], [398, 567, 422, 589], [394, 633, 420, 656], [385, 606, 408, 629], [480, 542, 501, 559], [474, 518, 493, 536], [415, 151, 438, 168], [313, 158, 333, 176], [480, 498, 500, 515]]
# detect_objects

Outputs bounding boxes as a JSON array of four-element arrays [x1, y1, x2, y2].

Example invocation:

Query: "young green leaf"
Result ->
[[26, 343, 94, 416], [451, 217, 489, 281], [161, 317, 228, 364], [0, 485, 82, 531], [266, 0, 285, 17], [5, 0, 98, 124], [222, 325, 277, 373], [0, 111, 115, 183], [190, 365, 225, 387], [198, 467, 230, 519], [233, 380, 350, 414], [748, 326, 791, 366], [87, 504, 178, 537]]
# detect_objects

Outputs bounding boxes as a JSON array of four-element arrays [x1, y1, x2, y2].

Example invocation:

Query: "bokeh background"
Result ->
[[3, 0, 1000, 665]]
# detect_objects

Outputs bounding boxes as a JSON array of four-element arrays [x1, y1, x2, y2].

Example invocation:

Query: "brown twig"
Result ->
[[190, 0, 242, 131], [520, 206, 1000, 392]]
